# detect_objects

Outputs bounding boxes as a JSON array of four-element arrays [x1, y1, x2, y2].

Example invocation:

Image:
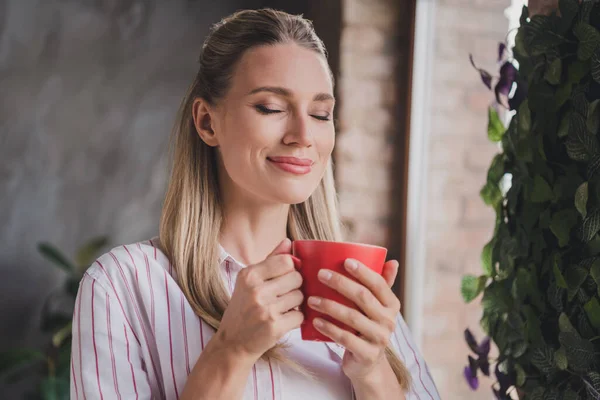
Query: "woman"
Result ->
[[70, 8, 439, 400]]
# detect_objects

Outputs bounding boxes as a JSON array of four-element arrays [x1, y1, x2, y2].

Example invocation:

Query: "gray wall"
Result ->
[[0, 0, 285, 396]]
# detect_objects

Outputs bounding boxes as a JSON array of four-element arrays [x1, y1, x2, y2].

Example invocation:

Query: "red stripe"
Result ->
[[199, 319, 205, 350], [393, 329, 419, 400], [138, 243, 156, 331], [77, 279, 86, 397], [91, 281, 105, 400], [268, 359, 275, 399], [95, 262, 140, 345], [149, 239, 157, 260], [225, 260, 233, 293], [165, 270, 180, 398], [123, 245, 139, 284], [397, 317, 433, 399], [103, 255, 165, 398], [253, 365, 258, 400], [181, 294, 191, 375], [124, 325, 139, 399], [71, 357, 79, 399], [106, 296, 122, 400]]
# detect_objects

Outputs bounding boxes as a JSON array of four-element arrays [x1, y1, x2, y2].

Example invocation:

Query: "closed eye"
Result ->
[[255, 105, 283, 114], [312, 115, 331, 121]]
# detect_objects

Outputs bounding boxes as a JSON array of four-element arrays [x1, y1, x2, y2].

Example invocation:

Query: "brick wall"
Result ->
[[421, 1, 511, 399], [336, 0, 512, 398], [335, 0, 406, 247]]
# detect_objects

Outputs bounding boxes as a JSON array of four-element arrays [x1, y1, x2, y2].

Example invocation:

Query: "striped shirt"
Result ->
[[70, 237, 440, 399]]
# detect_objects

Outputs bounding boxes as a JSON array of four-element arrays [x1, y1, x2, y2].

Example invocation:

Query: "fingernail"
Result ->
[[345, 259, 358, 271], [308, 296, 321, 306], [318, 269, 332, 281], [313, 318, 324, 328]]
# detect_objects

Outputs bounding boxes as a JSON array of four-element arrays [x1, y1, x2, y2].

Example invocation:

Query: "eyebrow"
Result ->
[[247, 86, 335, 102]]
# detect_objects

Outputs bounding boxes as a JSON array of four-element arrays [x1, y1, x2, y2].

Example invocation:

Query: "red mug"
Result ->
[[291, 240, 388, 342]]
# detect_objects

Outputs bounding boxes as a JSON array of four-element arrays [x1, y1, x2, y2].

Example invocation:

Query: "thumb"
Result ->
[[382, 260, 399, 288], [267, 238, 292, 258]]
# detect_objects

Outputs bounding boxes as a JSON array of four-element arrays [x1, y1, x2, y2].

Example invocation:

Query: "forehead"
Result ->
[[229, 43, 333, 97]]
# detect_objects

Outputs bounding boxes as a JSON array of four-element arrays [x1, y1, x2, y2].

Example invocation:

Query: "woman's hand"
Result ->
[[306, 258, 401, 382], [216, 238, 304, 361]]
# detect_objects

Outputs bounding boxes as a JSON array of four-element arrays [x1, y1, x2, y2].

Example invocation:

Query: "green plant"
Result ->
[[0, 236, 108, 400], [461, 1, 600, 399]]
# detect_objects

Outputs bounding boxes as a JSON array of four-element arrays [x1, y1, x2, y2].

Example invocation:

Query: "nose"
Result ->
[[282, 112, 313, 147]]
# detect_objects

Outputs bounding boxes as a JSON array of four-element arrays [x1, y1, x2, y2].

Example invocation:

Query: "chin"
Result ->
[[271, 185, 316, 205]]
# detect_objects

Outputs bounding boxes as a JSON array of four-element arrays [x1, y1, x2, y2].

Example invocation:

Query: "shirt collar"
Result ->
[[218, 244, 246, 272]]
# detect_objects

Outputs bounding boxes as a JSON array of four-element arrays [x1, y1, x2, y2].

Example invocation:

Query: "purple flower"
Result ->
[[470, 54, 493, 90], [464, 366, 480, 390], [498, 43, 507, 62], [464, 329, 491, 357], [495, 61, 518, 105]]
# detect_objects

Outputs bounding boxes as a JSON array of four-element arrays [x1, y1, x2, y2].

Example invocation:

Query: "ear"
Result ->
[[192, 98, 219, 147]]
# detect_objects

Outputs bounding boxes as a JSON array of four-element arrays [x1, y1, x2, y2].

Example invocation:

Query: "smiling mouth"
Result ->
[[267, 156, 314, 175]]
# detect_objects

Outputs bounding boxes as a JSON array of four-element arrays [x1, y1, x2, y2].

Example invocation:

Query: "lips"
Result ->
[[267, 156, 314, 175]]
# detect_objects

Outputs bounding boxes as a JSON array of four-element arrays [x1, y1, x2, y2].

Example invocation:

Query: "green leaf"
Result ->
[[588, 99, 600, 134], [461, 275, 487, 303], [544, 58, 562, 84], [531, 345, 556, 375], [480, 182, 503, 207], [481, 240, 494, 277], [565, 265, 588, 300], [555, 83, 573, 109], [487, 154, 505, 184], [566, 112, 598, 162], [515, 363, 526, 386], [75, 236, 108, 269], [586, 372, 600, 400], [591, 260, 600, 296], [555, 346, 569, 370], [592, 47, 600, 83], [37, 243, 75, 273], [558, 111, 571, 138], [575, 182, 589, 218], [550, 209, 578, 247], [574, 22, 600, 60], [554, 261, 568, 289], [568, 60, 591, 84], [518, 100, 531, 133], [559, 312, 578, 334], [40, 376, 70, 400], [584, 296, 600, 330], [579, 208, 600, 242], [488, 107, 505, 142], [529, 387, 545, 400], [559, 331, 595, 372], [52, 322, 72, 348], [531, 176, 554, 203], [0, 349, 44, 377], [562, 388, 579, 400]]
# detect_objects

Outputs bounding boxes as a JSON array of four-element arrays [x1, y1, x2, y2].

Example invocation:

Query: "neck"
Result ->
[[219, 192, 290, 267]]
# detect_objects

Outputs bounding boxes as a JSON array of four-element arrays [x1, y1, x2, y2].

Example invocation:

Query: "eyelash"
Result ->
[[254, 105, 331, 121]]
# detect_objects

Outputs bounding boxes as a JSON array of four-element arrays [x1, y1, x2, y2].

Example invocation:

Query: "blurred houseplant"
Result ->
[[0, 236, 108, 399], [461, 1, 600, 399]]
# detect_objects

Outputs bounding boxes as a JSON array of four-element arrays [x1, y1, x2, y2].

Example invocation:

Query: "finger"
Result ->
[[381, 260, 399, 288], [252, 254, 295, 281], [317, 269, 394, 324], [279, 309, 304, 332], [273, 289, 304, 313], [264, 269, 303, 297], [342, 259, 400, 309], [268, 238, 292, 257], [312, 318, 378, 363], [307, 297, 391, 346]]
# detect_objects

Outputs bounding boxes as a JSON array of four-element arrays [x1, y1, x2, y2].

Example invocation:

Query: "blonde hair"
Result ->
[[159, 8, 411, 390]]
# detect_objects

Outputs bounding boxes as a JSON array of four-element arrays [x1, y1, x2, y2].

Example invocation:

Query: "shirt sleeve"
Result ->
[[70, 273, 153, 399], [390, 313, 440, 400]]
